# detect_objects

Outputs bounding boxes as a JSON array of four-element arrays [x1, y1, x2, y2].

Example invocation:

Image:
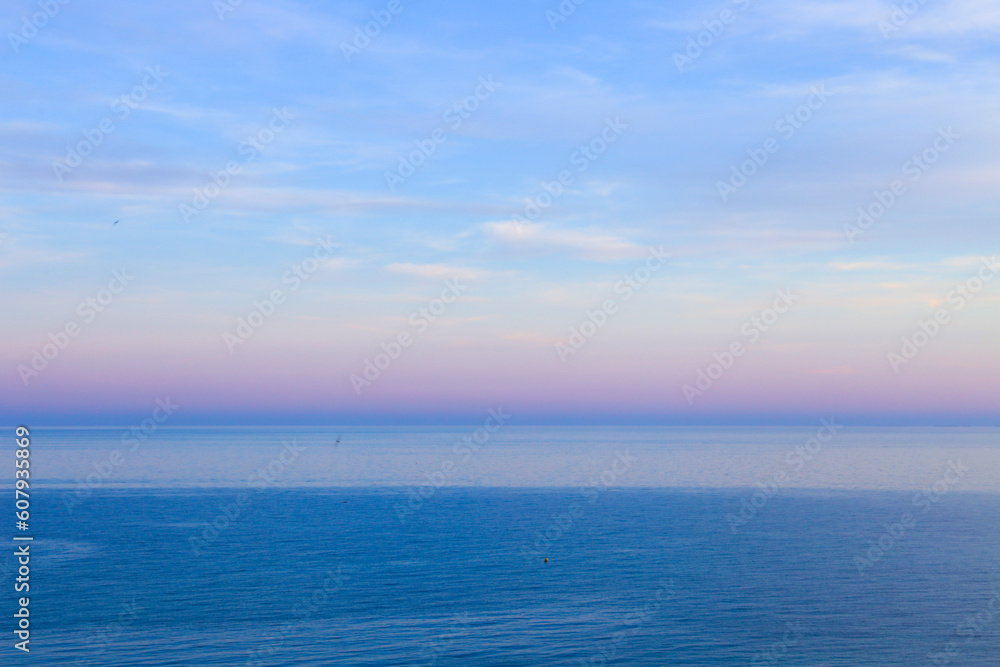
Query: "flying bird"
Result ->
[[113, 220, 119, 225]]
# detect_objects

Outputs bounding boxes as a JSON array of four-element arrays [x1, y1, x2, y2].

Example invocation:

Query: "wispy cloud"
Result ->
[[483, 221, 643, 260], [386, 263, 488, 281], [830, 260, 912, 271]]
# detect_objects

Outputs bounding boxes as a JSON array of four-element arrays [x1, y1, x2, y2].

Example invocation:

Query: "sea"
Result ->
[[7, 425, 1000, 665]]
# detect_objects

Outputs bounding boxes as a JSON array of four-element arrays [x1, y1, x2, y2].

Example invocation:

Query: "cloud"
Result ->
[[901, 0, 1000, 35], [830, 260, 912, 271], [483, 221, 644, 260], [830, 256, 994, 273], [0, 239, 88, 270], [263, 231, 340, 248], [885, 45, 957, 63], [700, 226, 842, 255], [940, 254, 997, 269], [765, 0, 887, 31], [322, 257, 361, 271], [386, 263, 488, 281], [763, 0, 1000, 36]]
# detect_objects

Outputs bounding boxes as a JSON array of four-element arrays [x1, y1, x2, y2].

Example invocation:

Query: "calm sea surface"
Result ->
[[7, 427, 1000, 665]]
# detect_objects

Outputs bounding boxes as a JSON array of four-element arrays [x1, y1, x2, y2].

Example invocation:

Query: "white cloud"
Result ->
[[483, 221, 644, 260], [901, 0, 1000, 35], [830, 260, 912, 271], [885, 45, 957, 63], [322, 257, 361, 271], [0, 239, 88, 270], [762, 0, 1000, 36], [386, 263, 488, 281]]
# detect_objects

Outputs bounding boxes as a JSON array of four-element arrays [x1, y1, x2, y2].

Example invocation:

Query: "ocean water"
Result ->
[[8, 427, 1000, 665], [24, 424, 1000, 491]]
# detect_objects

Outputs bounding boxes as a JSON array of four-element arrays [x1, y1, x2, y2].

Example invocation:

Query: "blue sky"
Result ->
[[2, 0, 999, 424]]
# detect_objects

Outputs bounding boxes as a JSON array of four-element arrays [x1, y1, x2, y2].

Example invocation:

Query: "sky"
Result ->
[[1, 0, 998, 425]]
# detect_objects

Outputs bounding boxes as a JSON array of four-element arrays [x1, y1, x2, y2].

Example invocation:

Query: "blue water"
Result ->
[[24, 425, 1000, 491], [15, 486, 1000, 665]]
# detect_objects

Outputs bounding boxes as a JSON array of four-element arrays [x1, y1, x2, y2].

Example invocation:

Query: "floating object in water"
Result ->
[[544, 558, 548, 563]]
